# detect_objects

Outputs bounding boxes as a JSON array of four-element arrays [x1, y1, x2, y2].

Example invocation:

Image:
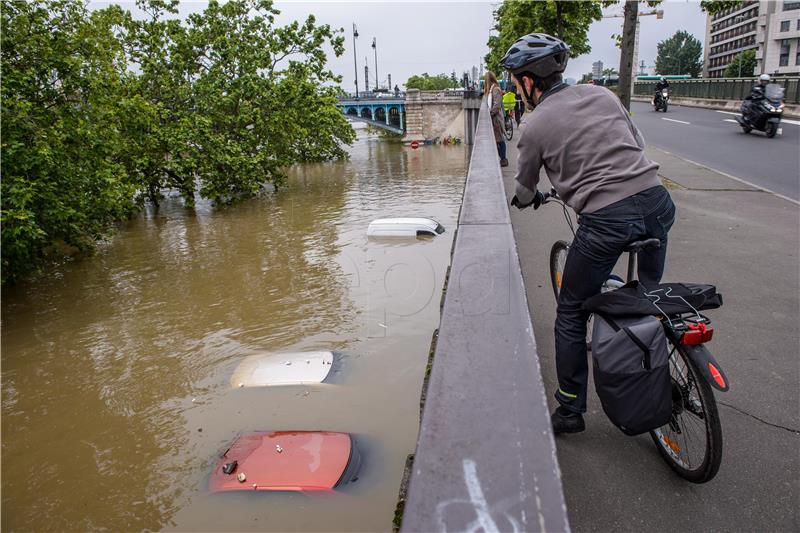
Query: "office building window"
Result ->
[[783, 2, 800, 11], [779, 39, 790, 66], [797, 19, 800, 30], [781, 20, 790, 31]]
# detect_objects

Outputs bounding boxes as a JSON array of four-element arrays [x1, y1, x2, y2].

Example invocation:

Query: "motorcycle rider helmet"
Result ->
[[500, 33, 569, 105], [759, 73, 771, 85], [660, 76, 666, 82]]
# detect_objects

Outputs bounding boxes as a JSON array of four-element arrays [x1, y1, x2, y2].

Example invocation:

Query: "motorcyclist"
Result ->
[[743, 74, 771, 122], [502, 33, 675, 434], [653, 76, 669, 106]]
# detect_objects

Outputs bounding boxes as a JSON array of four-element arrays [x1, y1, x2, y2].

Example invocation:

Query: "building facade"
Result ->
[[703, 0, 760, 78], [703, 0, 800, 78], [757, 1, 800, 75], [592, 60, 603, 79]]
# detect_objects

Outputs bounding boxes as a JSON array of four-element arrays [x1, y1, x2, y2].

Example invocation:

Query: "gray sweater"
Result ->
[[514, 84, 660, 214]]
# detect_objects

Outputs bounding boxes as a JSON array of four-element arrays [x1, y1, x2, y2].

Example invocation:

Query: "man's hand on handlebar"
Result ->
[[510, 190, 545, 210]]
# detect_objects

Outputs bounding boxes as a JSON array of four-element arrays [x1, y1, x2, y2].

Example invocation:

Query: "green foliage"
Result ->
[[405, 73, 455, 91], [579, 72, 594, 84], [485, 1, 611, 75], [724, 49, 757, 77], [1, 0, 355, 284], [699, 1, 743, 15], [655, 30, 703, 77], [602, 67, 619, 76]]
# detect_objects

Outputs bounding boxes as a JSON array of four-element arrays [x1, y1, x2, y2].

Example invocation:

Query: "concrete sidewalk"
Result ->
[[500, 129, 800, 532]]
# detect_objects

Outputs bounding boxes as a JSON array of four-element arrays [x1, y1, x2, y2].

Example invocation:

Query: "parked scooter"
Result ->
[[653, 88, 669, 112], [735, 83, 785, 138]]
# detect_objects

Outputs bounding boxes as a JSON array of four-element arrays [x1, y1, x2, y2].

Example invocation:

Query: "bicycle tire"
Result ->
[[549, 240, 569, 301], [650, 339, 723, 483], [504, 115, 514, 141]]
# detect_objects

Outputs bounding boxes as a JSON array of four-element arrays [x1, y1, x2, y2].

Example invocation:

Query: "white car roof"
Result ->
[[231, 351, 336, 388], [367, 218, 444, 237]]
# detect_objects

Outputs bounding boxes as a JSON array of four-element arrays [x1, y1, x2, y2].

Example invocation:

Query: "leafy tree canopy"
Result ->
[[724, 49, 757, 77], [485, 1, 610, 75], [655, 30, 703, 77], [1, 0, 355, 284], [405, 73, 455, 91]]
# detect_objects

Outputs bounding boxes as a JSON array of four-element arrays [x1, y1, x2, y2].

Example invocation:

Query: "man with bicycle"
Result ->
[[502, 34, 676, 434]]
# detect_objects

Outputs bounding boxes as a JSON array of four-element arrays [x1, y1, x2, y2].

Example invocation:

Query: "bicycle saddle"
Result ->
[[624, 238, 661, 253]]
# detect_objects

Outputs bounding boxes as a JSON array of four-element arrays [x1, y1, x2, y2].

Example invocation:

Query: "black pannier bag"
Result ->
[[584, 281, 723, 317], [591, 313, 672, 436]]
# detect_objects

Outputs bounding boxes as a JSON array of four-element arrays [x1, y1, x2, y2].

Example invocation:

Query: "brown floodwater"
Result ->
[[1, 126, 467, 531]]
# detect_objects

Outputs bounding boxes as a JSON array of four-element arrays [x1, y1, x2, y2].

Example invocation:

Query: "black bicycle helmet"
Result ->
[[500, 33, 570, 79]]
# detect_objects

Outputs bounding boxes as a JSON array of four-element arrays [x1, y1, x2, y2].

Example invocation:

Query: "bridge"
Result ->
[[336, 96, 406, 135], [337, 89, 483, 143]]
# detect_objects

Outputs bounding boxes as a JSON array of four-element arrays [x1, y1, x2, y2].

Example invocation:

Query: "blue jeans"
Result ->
[[497, 141, 507, 160], [554, 185, 676, 413]]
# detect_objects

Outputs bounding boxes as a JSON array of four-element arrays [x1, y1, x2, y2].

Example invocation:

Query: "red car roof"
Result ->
[[210, 431, 356, 492]]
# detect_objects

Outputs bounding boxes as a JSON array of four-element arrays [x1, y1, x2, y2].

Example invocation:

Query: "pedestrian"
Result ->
[[513, 85, 523, 126], [503, 33, 675, 434], [484, 71, 508, 167]]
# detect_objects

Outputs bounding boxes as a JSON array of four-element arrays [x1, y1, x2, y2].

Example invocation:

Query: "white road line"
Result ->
[[651, 146, 799, 206], [716, 108, 800, 125], [723, 119, 738, 123], [661, 117, 691, 125]]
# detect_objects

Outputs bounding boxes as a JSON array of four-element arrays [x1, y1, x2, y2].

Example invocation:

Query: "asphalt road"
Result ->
[[500, 130, 800, 532], [630, 101, 800, 201]]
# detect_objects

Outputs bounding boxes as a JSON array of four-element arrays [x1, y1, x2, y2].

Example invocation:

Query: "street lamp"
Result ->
[[372, 37, 378, 91], [352, 23, 359, 98]]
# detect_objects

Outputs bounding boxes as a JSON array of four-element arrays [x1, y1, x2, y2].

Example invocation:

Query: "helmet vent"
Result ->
[[527, 42, 547, 48]]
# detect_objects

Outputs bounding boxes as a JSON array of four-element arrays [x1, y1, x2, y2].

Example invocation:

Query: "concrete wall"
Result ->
[[403, 89, 468, 142], [401, 96, 569, 533]]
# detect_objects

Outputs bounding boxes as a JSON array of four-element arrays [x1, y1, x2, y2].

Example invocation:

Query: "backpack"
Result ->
[[591, 313, 672, 436]]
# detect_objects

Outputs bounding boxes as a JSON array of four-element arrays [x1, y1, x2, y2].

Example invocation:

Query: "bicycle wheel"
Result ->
[[549, 240, 569, 300], [504, 114, 513, 141], [650, 339, 723, 483]]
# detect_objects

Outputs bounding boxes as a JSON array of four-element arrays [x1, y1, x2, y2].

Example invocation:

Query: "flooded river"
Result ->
[[1, 126, 468, 531]]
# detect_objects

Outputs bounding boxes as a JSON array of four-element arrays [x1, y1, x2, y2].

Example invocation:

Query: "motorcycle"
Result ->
[[735, 83, 785, 138], [654, 88, 669, 112]]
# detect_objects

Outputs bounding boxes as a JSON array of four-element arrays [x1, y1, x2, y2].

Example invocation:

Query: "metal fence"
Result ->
[[634, 77, 800, 104]]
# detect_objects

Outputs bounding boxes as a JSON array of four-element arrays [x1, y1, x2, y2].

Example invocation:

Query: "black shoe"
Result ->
[[500, 158, 509, 167], [551, 406, 585, 434]]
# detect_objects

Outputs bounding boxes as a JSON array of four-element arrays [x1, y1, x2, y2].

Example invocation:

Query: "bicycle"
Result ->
[[503, 109, 514, 141], [541, 188, 727, 483]]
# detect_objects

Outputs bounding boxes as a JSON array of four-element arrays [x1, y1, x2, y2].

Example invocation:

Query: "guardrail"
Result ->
[[401, 97, 569, 532], [634, 77, 800, 104]]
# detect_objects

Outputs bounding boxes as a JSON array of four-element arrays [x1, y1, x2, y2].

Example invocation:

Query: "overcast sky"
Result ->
[[93, 0, 709, 85]]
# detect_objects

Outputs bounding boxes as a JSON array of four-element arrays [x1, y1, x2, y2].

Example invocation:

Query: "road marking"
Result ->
[[716, 109, 800, 125], [661, 118, 691, 125], [651, 147, 799, 206]]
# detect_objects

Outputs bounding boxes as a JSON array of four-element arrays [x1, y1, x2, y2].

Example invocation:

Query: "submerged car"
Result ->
[[231, 351, 338, 388], [367, 218, 445, 238], [210, 431, 361, 492]]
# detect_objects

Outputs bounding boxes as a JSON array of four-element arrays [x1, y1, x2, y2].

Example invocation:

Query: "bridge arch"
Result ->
[[374, 107, 386, 123], [346, 107, 358, 116], [388, 107, 402, 129], [360, 107, 373, 120]]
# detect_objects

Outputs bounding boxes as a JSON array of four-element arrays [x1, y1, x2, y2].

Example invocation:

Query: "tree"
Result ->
[[602, 67, 619, 76], [1, 0, 355, 284], [579, 72, 594, 84], [1, 1, 142, 283], [655, 30, 703, 77], [485, 1, 608, 75], [405, 73, 453, 91], [724, 49, 757, 77]]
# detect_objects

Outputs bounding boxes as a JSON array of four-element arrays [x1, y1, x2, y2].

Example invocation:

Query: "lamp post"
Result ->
[[372, 37, 378, 91], [352, 23, 359, 98]]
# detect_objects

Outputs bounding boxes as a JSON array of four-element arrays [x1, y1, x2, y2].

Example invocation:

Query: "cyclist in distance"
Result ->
[[502, 33, 676, 434]]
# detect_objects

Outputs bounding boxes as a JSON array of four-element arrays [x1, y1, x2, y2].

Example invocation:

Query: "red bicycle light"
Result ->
[[682, 322, 714, 345], [708, 363, 726, 389]]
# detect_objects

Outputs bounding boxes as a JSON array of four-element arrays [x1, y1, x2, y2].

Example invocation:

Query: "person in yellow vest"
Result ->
[[502, 87, 516, 120]]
